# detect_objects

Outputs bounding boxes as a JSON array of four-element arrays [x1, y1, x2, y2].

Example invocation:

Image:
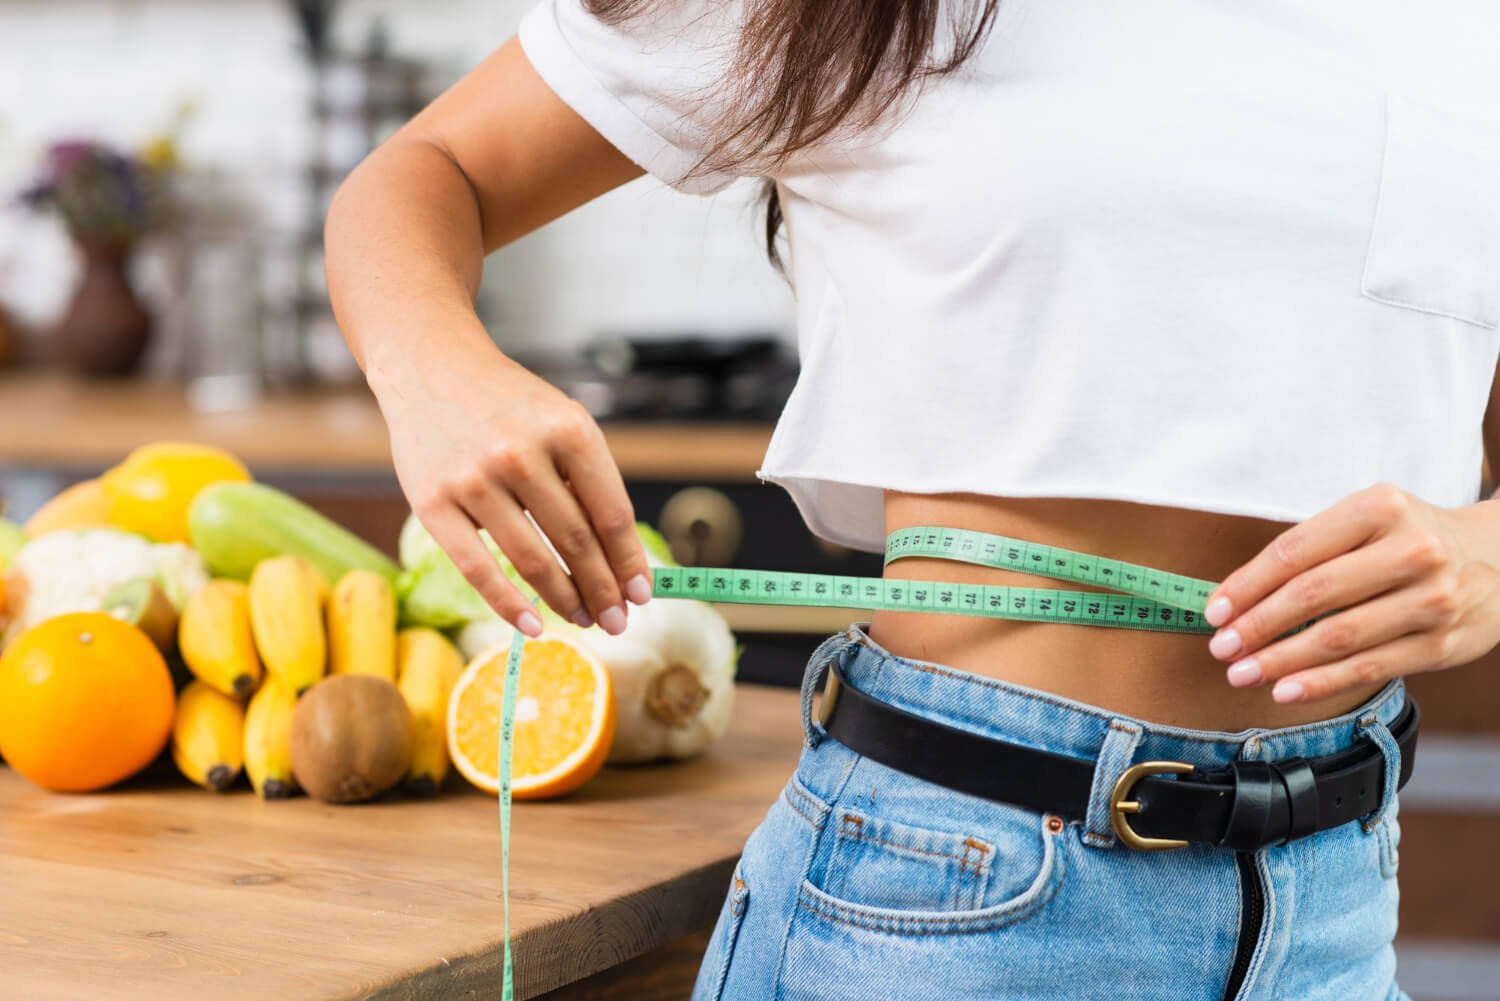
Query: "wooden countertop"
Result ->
[[0, 681, 804, 1001], [0, 374, 773, 480]]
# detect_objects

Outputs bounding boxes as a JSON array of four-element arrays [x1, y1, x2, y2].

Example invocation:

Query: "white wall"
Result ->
[[0, 0, 793, 376]]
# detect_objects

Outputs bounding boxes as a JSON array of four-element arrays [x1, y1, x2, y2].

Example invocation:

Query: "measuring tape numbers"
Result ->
[[652, 525, 1228, 634]]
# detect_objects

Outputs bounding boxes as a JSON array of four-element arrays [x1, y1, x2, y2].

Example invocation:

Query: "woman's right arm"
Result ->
[[325, 36, 651, 637]]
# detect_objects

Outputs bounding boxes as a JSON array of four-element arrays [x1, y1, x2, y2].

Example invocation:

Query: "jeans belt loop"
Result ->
[[800, 628, 859, 749], [1082, 719, 1144, 849], [1356, 709, 1403, 832]]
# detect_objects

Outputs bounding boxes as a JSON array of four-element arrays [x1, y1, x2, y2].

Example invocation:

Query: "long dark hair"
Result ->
[[584, 0, 1002, 269]]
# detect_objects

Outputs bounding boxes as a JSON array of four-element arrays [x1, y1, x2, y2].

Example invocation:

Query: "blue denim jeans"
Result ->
[[692, 624, 1410, 1001]]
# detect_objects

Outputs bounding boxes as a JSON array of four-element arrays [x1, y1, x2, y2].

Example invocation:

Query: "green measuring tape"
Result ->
[[498, 607, 528, 1001], [496, 525, 1314, 996], [651, 525, 1229, 633]]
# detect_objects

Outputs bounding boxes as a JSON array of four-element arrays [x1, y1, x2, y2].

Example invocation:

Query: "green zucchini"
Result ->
[[188, 482, 399, 586]]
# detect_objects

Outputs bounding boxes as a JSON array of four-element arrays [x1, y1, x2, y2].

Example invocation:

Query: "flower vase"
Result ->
[[54, 238, 152, 377]]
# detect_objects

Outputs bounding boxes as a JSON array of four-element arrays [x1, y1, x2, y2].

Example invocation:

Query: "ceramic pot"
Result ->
[[54, 238, 152, 377]]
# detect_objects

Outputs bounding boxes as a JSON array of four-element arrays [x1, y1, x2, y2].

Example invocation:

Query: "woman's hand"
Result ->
[[370, 328, 652, 638], [1202, 482, 1500, 704]]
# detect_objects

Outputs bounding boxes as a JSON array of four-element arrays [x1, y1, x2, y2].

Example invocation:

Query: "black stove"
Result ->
[[532, 335, 799, 421]]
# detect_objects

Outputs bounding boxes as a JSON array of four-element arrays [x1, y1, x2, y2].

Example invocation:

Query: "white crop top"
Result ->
[[517, 0, 1500, 553]]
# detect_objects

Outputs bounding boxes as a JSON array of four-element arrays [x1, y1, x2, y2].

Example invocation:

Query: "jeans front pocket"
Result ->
[[691, 860, 751, 1001], [797, 805, 1066, 936], [1361, 90, 1500, 329]]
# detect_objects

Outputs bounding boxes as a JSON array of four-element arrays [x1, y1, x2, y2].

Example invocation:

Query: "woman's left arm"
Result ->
[[1203, 363, 1500, 704]]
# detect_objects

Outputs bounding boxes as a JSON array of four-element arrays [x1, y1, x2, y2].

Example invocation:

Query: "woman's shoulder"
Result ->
[[517, 0, 751, 193]]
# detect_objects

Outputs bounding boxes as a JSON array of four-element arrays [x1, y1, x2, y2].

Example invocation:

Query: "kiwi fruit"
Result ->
[[102, 577, 178, 652], [290, 674, 413, 804]]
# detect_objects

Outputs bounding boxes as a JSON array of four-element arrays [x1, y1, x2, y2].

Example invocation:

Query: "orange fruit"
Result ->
[[101, 441, 251, 543], [25, 478, 113, 536], [448, 632, 616, 799], [0, 613, 175, 792]]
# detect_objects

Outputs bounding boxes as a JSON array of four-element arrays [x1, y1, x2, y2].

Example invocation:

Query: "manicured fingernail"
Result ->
[[1205, 596, 1233, 627], [1209, 627, 1242, 659], [570, 608, 594, 628], [1273, 679, 1305, 703], [518, 611, 543, 637], [626, 573, 652, 605], [1226, 658, 1262, 687], [599, 604, 627, 635]]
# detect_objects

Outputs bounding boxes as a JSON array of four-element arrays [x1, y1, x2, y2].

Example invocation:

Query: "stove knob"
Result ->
[[659, 487, 743, 567]]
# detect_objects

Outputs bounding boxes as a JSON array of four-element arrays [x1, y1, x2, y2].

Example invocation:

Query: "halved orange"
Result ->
[[448, 631, 615, 799]]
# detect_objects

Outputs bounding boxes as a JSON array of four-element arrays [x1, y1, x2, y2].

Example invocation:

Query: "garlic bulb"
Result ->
[[577, 596, 736, 764]]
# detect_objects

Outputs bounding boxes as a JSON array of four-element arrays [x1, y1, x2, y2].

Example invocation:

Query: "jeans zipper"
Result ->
[[1222, 851, 1265, 1001]]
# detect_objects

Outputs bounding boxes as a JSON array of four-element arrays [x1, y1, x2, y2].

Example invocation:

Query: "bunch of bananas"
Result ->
[[170, 556, 463, 798]]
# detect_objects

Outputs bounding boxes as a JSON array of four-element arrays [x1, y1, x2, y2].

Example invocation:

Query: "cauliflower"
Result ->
[[2, 529, 208, 645]]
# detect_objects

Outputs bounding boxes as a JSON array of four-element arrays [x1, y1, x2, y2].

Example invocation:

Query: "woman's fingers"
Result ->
[[1207, 534, 1424, 662], [418, 502, 543, 637], [510, 469, 630, 634], [453, 460, 592, 630], [1204, 484, 1400, 628], [554, 413, 653, 606], [1266, 628, 1455, 704], [1221, 583, 1433, 694]]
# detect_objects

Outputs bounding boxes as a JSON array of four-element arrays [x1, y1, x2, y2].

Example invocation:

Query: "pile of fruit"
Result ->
[[0, 441, 738, 804]]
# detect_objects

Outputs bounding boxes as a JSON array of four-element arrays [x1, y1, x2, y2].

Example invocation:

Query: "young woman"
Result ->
[[325, 2, 1500, 998]]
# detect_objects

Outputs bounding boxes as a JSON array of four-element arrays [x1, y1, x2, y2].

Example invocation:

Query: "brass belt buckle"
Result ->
[[1109, 761, 1195, 851]]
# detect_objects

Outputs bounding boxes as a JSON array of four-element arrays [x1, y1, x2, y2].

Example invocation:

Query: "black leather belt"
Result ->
[[817, 655, 1420, 852]]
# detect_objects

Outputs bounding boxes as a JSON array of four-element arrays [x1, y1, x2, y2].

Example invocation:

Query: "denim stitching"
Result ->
[[1235, 850, 1279, 1000], [783, 775, 831, 831], [835, 814, 996, 871], [801, 631, 859, 748], [1083, 718, 1143, 846], [795, 822, 1066, 936], [1355, 712, 1401, 830]]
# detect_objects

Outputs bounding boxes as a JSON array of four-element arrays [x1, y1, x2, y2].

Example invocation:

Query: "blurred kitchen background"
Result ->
[[0, 3, 1495, 995], [0, 0, 872, 677]]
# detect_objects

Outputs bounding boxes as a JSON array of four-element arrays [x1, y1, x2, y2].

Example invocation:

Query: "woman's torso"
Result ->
[[775, 3, 1499, 730], [869, 491, 1385, 730]]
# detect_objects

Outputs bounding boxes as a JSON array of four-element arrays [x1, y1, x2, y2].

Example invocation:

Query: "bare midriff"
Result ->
[[868, 491, 1386, 731]]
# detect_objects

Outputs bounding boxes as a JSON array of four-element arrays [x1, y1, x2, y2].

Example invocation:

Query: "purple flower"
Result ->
[[18, 137, 172, 242]]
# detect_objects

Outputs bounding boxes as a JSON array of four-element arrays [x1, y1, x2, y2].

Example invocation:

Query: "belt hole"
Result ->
[[1334, 795, 1343, 808]]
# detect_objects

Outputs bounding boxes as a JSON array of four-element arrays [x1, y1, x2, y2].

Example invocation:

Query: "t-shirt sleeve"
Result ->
[[516, 0, 745, 195]]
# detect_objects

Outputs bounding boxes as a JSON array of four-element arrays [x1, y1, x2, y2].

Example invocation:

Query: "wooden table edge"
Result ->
[[358, 859, 734, 1001]]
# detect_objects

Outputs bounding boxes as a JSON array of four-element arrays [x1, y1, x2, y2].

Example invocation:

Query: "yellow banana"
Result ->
[[171, 680, 245, 792], [243, 674, 299, 799], [395, 627, 465, 797], [249, 554, 326, 694], [327, 569, 396, 680], [179, 579, 262, 697]]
